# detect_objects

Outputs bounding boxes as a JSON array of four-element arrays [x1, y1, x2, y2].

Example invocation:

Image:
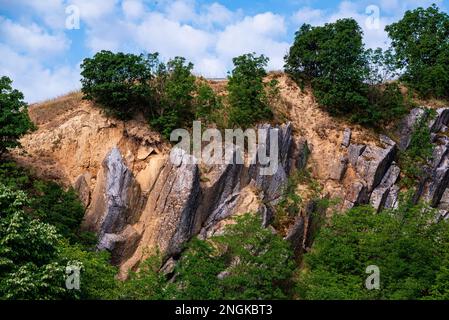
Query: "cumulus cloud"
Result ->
[[0, 44, 80, 103], [1, 0, 447, 102], [122, 0, 146, 20], [215, 13, 289, 71], [78, 2, 289, 77], [0, 17, 70, 56], [292, 7, 325, 25]]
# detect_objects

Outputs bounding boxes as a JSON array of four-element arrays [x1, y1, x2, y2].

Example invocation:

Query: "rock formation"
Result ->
[[12, 76, 449, 279]]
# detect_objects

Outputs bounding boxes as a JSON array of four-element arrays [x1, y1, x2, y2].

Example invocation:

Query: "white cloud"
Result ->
[[70, 0, 118, 26], [200, 2, 235, 27], [133, 12, 213, 60], [0, 17, 70, 56], [0, 44, 80, 103], [166, 0, 197, 23], [292, 7, 325, 25], [216, 13, 289, 71], [122, 0, 146, 20], [2, 0, 448, 102]]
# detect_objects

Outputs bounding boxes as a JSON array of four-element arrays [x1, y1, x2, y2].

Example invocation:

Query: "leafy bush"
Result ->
[[227, 53, 273, 128], [81, 52, 224, 139], [297, 198, 449, 300], [0, 76, 33, 155], [285, 20, 369, 113], [386, 4, 449, 99]]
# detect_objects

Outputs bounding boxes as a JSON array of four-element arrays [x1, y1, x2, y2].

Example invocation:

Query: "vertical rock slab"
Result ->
[[341, 128, 351, 147], [369, 163, 400, 212], [196, 145, 244, 235], [396, 107, 426, 151], [348, 144, 366, 167], [356, 137, 396, 192], [343, 180, 369, 210], [74, 173, 91, 207], [429, 108, 449, 133], [83, 147, 141, 247], [122, 148, 200, 273], [284, 215, 305, 257], [248, 123, 293, 203], [330, 156, 348, 181], [384, 184, 400, 210]]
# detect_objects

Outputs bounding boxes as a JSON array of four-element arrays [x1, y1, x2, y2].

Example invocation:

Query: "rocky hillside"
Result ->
[[11, 74, 449, 278]]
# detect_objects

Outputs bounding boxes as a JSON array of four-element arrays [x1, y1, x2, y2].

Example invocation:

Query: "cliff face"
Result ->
[[12, 74, 449, 277]]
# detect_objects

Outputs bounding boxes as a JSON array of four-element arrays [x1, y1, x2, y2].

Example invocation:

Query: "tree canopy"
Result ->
[[297, 200, 449, 300], [0, 76, 32, 155], [386, 4, 449, 99]]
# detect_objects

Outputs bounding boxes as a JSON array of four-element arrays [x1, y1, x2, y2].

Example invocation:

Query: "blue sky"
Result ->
[[0, 0, 447, 103]]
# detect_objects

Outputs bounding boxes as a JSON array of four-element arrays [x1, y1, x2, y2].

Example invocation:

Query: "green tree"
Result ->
[[58, 243, 119, 300], [227, 53, 273, 128], [150, 57, 197, 138], [297, 199, 449, 300], [80, 50, 158, 119], [386, 4, 449, 99], [215, 214, 296, 299], [118, 213, 296, 300], [285, 19, 369, 116], [174, 238, 226, 300], [285, 19, 409, 125], [0, 76, 32, 156], [0, 180, 119, 300], [31, 181, 90, 245], [194, 82, 223, 124], [0, 161, 95, 246], [0, 183, 65, 299]]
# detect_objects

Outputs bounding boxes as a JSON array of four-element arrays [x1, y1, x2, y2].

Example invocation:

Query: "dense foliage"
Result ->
[[285, 19, 411, 125], [0, 181, 118, 299], [80, 51, 157, 119], [148, 57, 197, 138], [0, 76, 33, 155], [227, 53, 273, 128], [80, 51, 226, 138], [81, 51, 278, 136], [386, 4, 449, 99], [297, 200, 449, 300], [0, 162, 117, 300], [0, 162, 95, 245], [119, 214, 296, 300]]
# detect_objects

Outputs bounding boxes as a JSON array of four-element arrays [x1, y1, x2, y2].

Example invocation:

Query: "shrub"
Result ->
[[194, 82, 224, 124], [398, 108, 435, 188], [285, 19, 369, 115], [119, 213, 296, 300]]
